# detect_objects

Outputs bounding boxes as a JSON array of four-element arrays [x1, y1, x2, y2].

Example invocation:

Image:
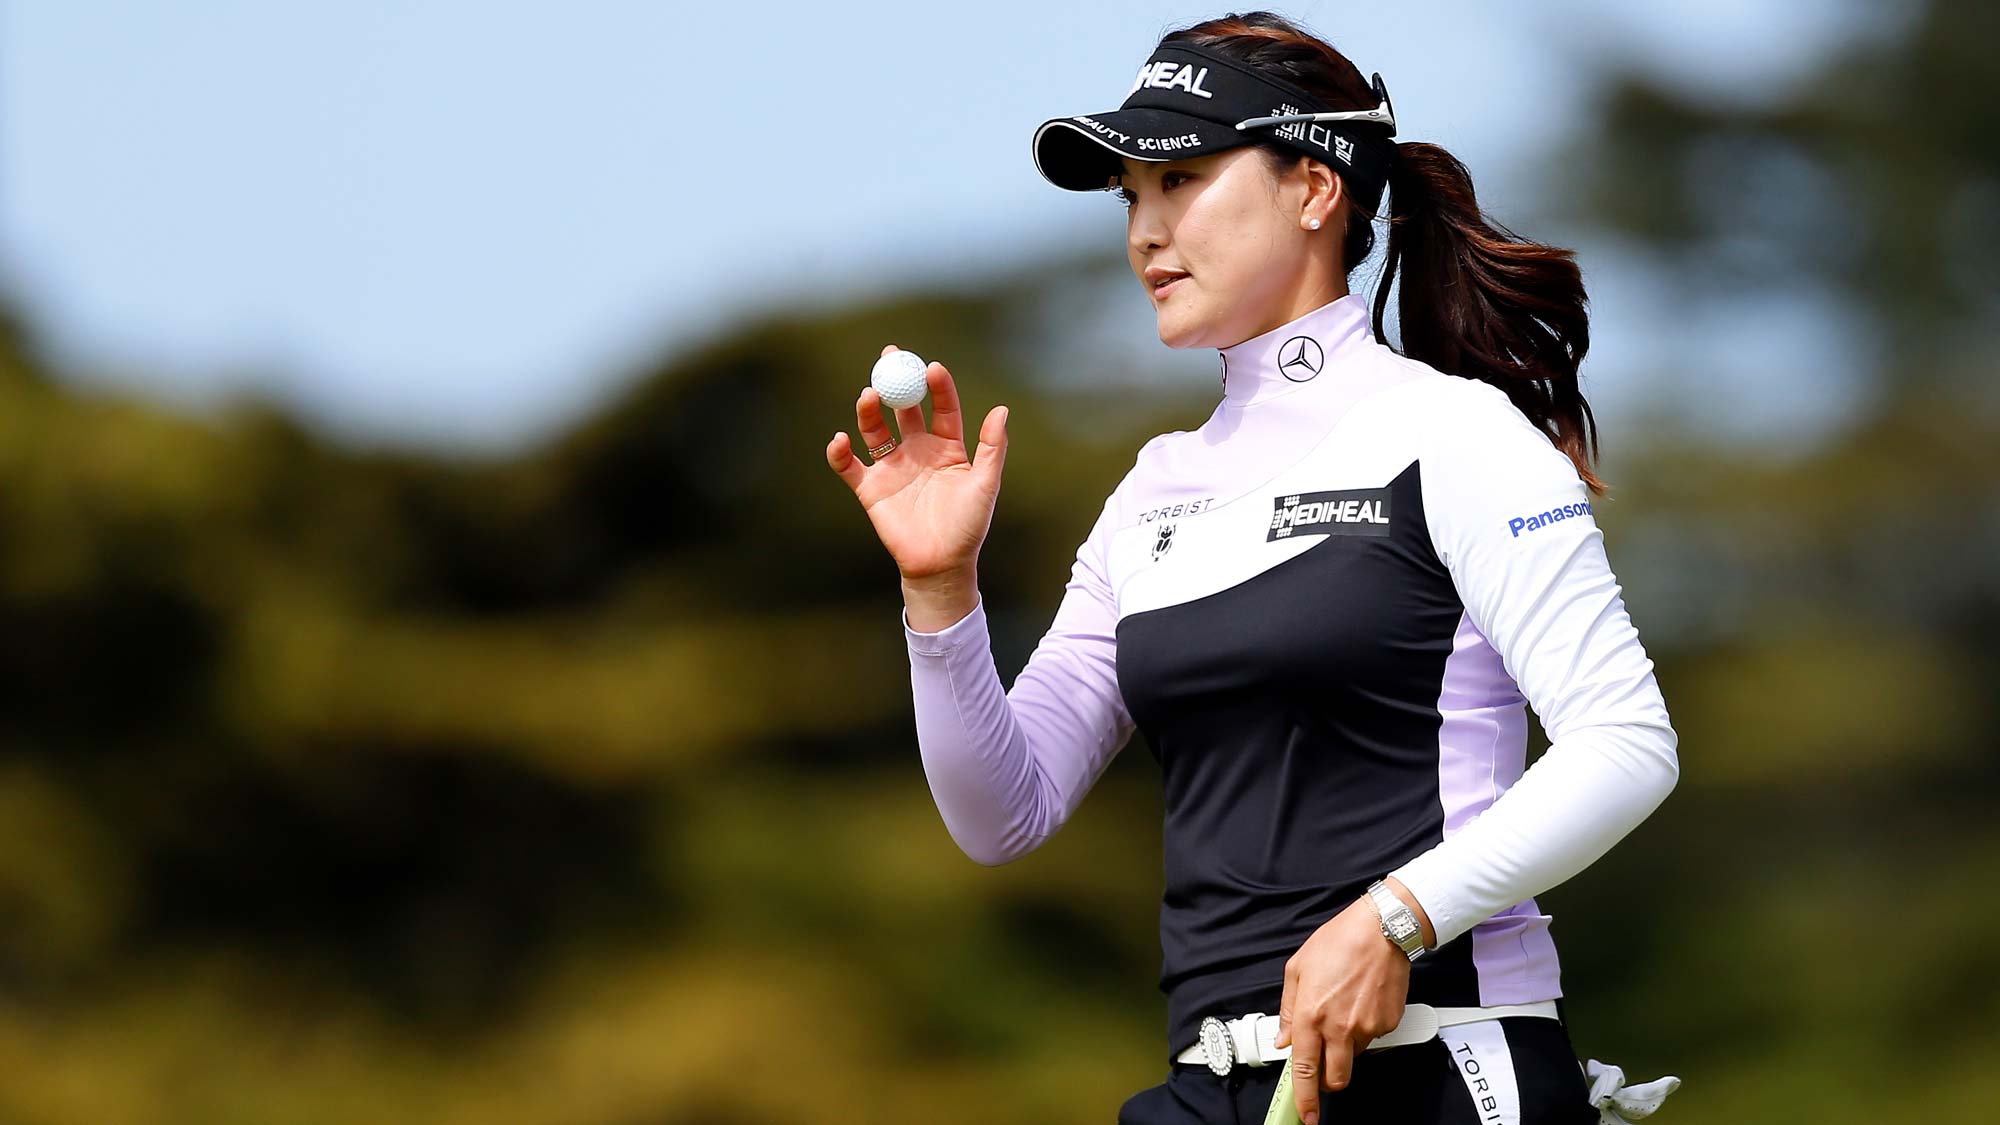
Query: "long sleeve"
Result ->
[[1389, 386, 1680, 948], [903, 492, 1139, 866]]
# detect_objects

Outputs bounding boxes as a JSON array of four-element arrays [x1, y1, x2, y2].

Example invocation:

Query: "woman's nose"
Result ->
[[1128, 207, 1168, 255]]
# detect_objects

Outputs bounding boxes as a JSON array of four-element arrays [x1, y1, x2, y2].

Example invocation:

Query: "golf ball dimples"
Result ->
[[871, 350, 929, 410]]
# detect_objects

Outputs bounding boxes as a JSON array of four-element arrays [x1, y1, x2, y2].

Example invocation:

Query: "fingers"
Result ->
[[1289, 1022, 1323, 1125], [826, 430, 866, 492], [1322, 1033, 1356, 1095], [1276, 961, 1297, 1050], [971, 405, 1008, 494], [854, 387, 895, 463], [927, 361, 964, 444]]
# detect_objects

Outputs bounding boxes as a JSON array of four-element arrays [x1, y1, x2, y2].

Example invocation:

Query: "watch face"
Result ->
[[1387, 913, 1419, 942]]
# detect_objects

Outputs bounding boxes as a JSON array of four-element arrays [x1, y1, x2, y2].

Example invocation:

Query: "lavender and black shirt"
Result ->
[[901, 292, 1679, 1058]]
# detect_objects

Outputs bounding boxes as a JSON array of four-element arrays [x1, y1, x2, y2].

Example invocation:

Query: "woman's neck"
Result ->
[[1241, 275, 1351, 344]]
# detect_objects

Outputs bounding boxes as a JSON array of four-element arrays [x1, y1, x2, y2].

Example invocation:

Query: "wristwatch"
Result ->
[[1367, 879, 1426, 961]]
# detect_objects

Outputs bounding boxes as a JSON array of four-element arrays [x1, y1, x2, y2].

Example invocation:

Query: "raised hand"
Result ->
[[825, 346, 1010, 587]]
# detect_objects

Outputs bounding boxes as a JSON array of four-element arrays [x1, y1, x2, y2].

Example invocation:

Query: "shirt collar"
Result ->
[[1216, 292, 1373, 408]]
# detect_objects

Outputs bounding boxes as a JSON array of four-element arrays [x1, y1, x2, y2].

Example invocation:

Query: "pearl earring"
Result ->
[[1308, 218, 1322, 230]]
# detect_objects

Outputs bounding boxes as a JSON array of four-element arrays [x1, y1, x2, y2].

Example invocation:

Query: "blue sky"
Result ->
[[0, 0, 1892, 453]]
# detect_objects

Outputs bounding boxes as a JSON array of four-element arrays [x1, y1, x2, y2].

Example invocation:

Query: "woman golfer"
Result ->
[[826, 11, 1681, 1124]]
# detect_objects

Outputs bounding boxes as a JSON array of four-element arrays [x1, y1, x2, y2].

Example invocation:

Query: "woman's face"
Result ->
[[1115, 147, 1341, 350]]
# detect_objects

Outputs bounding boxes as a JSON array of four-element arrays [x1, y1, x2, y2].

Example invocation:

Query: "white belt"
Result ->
[[1173, 1000, 1560, 1076]]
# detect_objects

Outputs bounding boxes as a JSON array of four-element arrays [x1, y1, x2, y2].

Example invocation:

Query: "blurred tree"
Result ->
[[0, 1, 1993, 1120]]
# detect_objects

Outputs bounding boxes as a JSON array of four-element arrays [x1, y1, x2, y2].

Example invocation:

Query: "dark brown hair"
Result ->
[[1162, 11, 1608, 496]]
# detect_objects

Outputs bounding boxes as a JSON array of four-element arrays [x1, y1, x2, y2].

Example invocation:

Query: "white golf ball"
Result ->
[[871, 350, 930, 410]]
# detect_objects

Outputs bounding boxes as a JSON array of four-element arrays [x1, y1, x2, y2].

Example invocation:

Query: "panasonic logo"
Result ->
[[1508, 500, 1593, 538]]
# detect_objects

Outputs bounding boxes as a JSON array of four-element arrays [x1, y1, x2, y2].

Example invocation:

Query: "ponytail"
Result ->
[[1373, 142, 1607, 496], [1164, 11, 1609, 496]]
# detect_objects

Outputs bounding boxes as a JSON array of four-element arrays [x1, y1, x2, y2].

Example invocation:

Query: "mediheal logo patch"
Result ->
[[1508, 500, 1593, 538], [1268, 488, 1392, 541]]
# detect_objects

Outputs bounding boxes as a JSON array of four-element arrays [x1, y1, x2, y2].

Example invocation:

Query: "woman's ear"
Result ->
[[1318, 161, 1346, 221], [1300, 157, 1345, 230]]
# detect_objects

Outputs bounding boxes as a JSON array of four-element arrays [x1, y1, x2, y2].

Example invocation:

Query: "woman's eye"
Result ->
[[1116, 171, 1188, 209]]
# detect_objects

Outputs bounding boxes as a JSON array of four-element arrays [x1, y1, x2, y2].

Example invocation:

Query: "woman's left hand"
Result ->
[[1273, 878, 1434, 1125]]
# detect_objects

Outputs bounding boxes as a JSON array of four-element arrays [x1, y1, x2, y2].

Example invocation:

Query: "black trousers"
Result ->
[[1116, 1014, 1596, 1125]]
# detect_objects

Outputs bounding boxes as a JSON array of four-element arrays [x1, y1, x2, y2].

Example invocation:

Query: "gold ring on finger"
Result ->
[[868, 437, 899, 458]]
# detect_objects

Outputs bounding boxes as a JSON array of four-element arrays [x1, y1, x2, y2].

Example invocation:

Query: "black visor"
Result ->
[[1031, 41, 1398, 215]]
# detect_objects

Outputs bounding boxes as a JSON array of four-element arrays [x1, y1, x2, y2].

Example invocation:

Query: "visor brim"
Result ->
[[1031, 108, 1253, 191]]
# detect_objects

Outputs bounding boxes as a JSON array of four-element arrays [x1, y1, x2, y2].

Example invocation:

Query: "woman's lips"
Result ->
[[1153, 276, 1187, 301]]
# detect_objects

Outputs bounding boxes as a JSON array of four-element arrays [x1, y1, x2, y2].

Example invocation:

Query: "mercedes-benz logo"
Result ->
[[1278, 335, 1323, 382]]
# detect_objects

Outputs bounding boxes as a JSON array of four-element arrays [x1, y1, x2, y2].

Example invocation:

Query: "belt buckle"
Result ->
[[1197, 1015, 1235, 1077]]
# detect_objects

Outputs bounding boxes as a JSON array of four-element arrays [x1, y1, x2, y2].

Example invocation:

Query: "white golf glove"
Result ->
[[1582, 1058, 1681, 1122]]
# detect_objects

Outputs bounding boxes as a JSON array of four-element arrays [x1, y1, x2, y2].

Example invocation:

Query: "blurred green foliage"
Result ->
[[0, 1, 1995, 1120]]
